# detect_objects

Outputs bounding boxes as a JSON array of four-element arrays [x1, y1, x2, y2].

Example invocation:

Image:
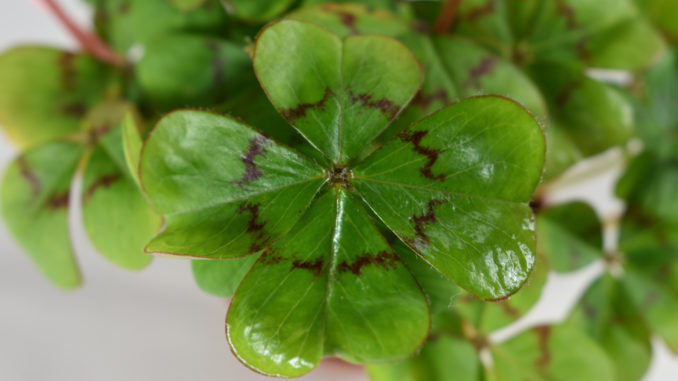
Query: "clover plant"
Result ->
[[1, 0, 677, 380]]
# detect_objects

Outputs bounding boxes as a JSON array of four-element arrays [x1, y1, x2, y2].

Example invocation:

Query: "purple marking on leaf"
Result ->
[[555, 79, 584, 106], [47, 190, 70, 210], [17, 157, 42, 196], [280, 88, 333, 121], [321, 4, 359, 34], [234, 135, 268, 188], [62, 103, 87, 117], [348, 90, 400, 119], [291, 258, 324, 277], [397, 129, 446, 181], [414, 89, 448, 110], [555, 0, 578, 29], [409, 199, 445, 247], [237, 202, 270, 253], [83, 173, 121, 203], [464, 57, 497, 90], [336, 250, 400, 276]]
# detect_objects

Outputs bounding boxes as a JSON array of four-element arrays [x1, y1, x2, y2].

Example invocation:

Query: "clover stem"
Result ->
[[29, 0, 125, 67], [433, 0, 463, 35]]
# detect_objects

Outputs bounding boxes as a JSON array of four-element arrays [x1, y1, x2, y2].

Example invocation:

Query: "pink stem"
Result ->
[[433, 0, 462, 35], [29, 0, 125, 67]]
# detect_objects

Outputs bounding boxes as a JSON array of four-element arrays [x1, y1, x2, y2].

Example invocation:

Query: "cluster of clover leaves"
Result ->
[[0, 0, 676, 379]]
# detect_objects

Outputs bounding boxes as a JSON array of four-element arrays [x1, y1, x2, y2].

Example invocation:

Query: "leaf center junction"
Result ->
[[329, 166, 352, 187]]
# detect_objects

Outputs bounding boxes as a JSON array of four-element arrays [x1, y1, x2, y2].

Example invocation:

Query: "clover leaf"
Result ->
[[138, 19, 545, 376]]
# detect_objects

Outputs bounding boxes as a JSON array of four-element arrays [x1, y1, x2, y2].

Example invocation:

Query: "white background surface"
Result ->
[[0, 1, 676, 380]]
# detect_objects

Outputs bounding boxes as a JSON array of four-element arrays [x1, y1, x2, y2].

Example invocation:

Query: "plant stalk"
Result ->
[[433, 0, 463, 35], [29, 0, 125, 67]]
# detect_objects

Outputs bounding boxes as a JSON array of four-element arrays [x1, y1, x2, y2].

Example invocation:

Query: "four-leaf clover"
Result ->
[[138, 20, 545, 376]]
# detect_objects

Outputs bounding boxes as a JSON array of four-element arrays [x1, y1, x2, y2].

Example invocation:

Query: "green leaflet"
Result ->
[[253, 19, 422, 164], [221, 0, 295, 22], [227, 189, 429, 377], [139, 20, 545, 376], [0, 47, 115, 149], [536, 201, 603, 273], [136, 33, 253, 111], [140, 110, 326, 258], [566, 275, 652, 381], [82, 126, 160, 270], [366, 336, 483, 381], [1, 141, 83, 288], [489, 324, 616, 381], [191, 252, 261, 298], [354, 96, 544, 300], [289, 4, 548, 135]]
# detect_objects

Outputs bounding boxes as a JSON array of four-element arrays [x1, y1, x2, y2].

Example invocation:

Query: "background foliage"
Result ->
[[0, 0, 676, 380]]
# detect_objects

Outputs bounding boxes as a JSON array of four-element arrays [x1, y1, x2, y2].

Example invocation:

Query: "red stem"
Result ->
[[30, 0, 125, 67], [433, 0, 462, 35]]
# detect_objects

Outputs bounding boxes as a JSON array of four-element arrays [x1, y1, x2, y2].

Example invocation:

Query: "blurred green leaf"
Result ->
[[0, 47, 115, 149], [137, 33, 253, 111], [366, 335, 483, 381], [536, 201, 603, 273], [566, 274, 652, 381], [1, 141, 83, 288], [489, 324, 616, 381], [82, 125, 160, 270]]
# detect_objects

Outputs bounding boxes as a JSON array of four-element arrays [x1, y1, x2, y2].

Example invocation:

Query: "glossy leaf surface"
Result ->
[[227, 189, 429, 377], [0, 47, 113, 149], [355, 96, 545, 300], [536, 201, 603, 273], [140, 110, 325, 258], [455, 254, 548, 333], [1, 141, 83, 288], [253, 19, 421, 163]]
